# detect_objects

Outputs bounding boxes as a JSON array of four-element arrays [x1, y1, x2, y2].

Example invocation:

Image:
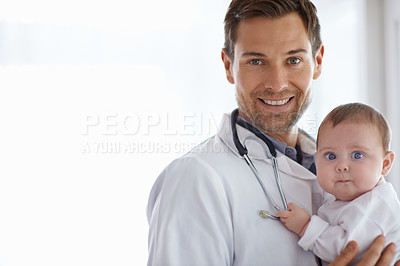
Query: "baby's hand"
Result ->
[[277, 203, 311, 237]]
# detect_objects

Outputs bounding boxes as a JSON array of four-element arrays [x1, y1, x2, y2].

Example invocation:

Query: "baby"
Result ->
[[277, 103, 400, 265]]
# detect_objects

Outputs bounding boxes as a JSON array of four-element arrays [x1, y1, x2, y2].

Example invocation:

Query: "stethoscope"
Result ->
[[231, 109, 288, 220]]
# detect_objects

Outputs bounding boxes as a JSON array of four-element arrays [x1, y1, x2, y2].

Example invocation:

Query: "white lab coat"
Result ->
[[147, 113, 324, 266]]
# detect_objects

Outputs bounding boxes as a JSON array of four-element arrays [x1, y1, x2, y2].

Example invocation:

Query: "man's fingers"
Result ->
[[376, 242, 396, 266], [329, 235, 396, 266], [356, 235, 386, 266], [329, 241, 358, 266]]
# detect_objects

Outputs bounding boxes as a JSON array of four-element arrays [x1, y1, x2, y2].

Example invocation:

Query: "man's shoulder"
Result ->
[[175, 133, 232, 162]]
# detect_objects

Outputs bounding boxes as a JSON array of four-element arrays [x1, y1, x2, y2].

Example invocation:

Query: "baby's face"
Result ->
[[315, 121, 391, 201]]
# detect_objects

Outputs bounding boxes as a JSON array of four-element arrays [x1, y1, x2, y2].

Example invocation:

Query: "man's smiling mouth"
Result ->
[[259, 97, 293, 106]]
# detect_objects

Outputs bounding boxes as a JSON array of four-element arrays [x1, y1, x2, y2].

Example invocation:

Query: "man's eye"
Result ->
[[249, 59, 262, 65], [351, 152, 364, 159], [325, 153, 336, 160], [287, 57, 301, 64]]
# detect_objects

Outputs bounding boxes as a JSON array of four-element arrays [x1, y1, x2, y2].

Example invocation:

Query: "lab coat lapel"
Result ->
[[276, 153, 316, 181], [218, 112, 316, 181], [218, 113, 270, 160]]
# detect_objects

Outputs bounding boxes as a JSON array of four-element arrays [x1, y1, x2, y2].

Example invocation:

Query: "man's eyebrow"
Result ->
[[241, 52, 266, 57], [241, 49, 309, 57], [287, 48, 308, 55]]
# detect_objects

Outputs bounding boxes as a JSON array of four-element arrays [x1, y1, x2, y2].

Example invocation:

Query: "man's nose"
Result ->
[[262, 65, 288, 91]]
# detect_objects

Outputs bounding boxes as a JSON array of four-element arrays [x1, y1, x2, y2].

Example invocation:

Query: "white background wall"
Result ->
[[0, 0, 399, 265], [383, 0, 400, 198]]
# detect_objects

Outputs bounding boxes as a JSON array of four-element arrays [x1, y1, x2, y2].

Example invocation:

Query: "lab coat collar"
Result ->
[[218, 112, 316, 181], [297, 128, 316, 155]]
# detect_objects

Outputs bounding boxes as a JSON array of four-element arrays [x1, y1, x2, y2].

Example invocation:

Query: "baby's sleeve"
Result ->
[[298, 215, 348, 262], [298, 204, 382, 263]]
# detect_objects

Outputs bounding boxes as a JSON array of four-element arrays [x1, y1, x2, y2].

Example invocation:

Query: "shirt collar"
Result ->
[[237, 116, 316, 170]]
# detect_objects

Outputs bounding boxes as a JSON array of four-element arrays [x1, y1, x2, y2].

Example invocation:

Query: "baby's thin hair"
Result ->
[[317, 103, 392, 152]]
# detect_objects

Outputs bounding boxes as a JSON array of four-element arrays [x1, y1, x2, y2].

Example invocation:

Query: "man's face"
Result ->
[[222, 13, 323, 133]]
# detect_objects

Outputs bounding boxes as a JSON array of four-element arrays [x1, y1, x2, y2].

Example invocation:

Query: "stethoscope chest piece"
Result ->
[[258, 210, 279, 220]]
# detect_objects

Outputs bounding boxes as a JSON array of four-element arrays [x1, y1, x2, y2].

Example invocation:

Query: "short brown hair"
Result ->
[[224, 0, 322, 60], [317, 103, 392, 152]]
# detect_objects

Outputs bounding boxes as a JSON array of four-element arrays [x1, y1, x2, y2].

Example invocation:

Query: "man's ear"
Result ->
[[313, 44, 324, 80], [382, 151, 395, 176], [221, 48, 234, 84]]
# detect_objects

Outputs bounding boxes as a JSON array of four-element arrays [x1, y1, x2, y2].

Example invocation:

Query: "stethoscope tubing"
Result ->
[[272, 157, 288, 210], [243, 154, 283, 213], [231, 109, 288, 219]]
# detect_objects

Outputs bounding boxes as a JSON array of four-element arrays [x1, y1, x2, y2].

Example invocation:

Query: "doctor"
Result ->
[[147, 0, 397, 265]]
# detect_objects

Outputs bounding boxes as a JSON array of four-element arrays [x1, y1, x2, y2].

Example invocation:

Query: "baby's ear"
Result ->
[[381, 151, 395, 176]]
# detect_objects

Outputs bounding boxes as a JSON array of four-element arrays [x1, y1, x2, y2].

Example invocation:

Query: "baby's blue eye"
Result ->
[[351, 152, 364, 159], [325, 153, 336, 160]]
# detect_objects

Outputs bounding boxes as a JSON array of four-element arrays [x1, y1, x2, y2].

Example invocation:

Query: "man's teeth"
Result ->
[[262, 98, 290, 106]]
